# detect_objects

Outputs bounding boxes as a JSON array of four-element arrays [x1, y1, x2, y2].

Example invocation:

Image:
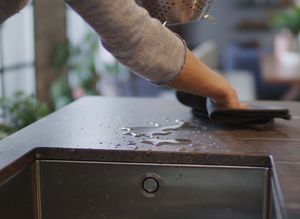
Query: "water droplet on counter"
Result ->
[[175, 119, 184, 124], [121, 127, 132, 132], [140, 138, 192, 147], [129, 145, 138, 150], [149, 122, 160, 127], [160, 122, 185, 131], [131, 132, 146, 138]]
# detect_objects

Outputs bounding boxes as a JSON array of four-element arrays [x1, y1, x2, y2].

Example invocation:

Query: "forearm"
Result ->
[[167, 50, 245, 108], [1, 0, 185, 84], [0, 0, 29, 23], [1, 0, 244, 109], [64, 0, 186, 84]]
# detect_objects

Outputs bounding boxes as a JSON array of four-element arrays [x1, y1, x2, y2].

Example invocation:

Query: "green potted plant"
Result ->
[[51, 31, 128, 109], [0, 92, 49, 138], [51, 32, 100, 109], [272, 6, 300, 51]]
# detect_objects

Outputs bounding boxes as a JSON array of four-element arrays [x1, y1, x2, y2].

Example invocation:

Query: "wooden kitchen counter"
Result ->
[[0, 97, 300, 218]]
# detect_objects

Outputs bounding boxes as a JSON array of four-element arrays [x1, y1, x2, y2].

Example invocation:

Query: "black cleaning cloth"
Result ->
[[176, 91, 291, 130]]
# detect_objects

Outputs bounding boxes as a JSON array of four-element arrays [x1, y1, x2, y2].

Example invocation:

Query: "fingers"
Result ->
[[228, 101, 248, 109], [214, 88, 248, 109]]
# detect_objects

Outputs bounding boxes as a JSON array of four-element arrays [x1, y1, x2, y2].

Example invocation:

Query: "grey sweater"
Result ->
[[65, 0, 187, 84], [0, 0, 187, 84]]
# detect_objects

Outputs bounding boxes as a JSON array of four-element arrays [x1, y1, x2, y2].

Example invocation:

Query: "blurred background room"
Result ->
[[0, 0, 300, 136]]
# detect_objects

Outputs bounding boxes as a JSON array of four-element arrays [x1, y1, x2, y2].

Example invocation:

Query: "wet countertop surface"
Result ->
[[0, 97, 300, 218]]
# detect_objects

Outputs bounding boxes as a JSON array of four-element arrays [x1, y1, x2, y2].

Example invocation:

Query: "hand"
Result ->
[[213, 87, 248, 109], [167, 50, 247, 109], [0, 0, 30, 23]]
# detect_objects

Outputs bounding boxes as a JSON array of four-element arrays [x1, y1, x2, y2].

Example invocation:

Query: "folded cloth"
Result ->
[[176, 91, 291, 130]]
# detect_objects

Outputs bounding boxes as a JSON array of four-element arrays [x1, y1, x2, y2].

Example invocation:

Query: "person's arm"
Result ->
[[1, 0, 245, 109], [0, 0, 185, 87], [0, 0, 29, 23], [167, 50, 246, 108], [64, 0, 244, 108], [64, 0, 186, 85]]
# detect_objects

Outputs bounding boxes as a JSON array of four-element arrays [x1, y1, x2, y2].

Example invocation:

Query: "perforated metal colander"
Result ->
[[137, 0, 216, 25]]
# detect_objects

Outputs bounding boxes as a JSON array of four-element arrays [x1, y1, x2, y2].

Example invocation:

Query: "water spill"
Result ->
[[121, 127, 132, 132], [129, 145, 138, 150], [121, 120, 200, 147], [160, 123, 185, 131], [175, 119, 184, 124], [189, 143, 208, 150], [140, 138, 192, 147], [122, 120, 186, 138]]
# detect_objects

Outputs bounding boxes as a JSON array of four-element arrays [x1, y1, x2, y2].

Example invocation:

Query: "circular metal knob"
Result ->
[[139, 173, 162, 198], [142, 177, 159, 193]]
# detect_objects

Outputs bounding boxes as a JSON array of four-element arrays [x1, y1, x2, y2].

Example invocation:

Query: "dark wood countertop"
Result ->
[[0, 97, 300, 218]]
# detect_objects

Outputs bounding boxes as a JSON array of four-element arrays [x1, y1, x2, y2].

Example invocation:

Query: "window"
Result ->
[[0, 2, 35, 98], [66, 7, 166, 97]]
